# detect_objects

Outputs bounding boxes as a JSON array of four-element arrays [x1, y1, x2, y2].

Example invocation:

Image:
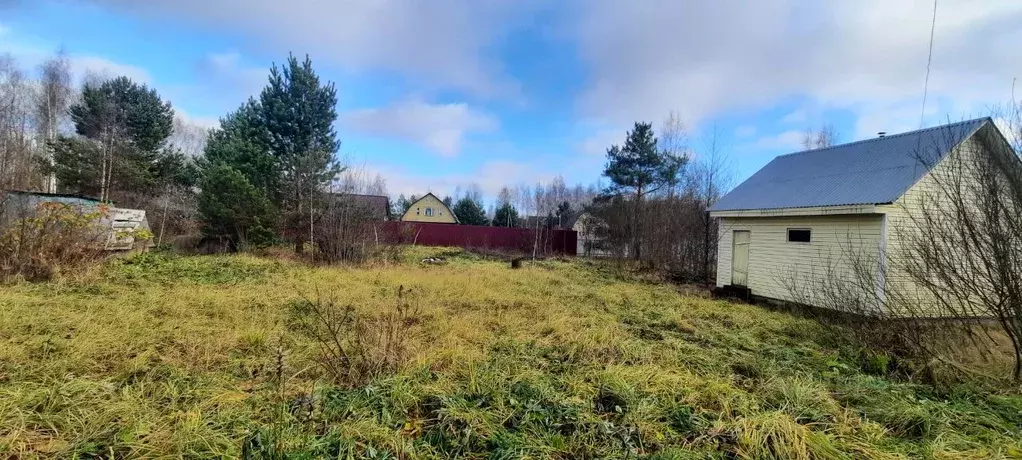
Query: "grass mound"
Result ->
[[0, 251, 1019, 458]]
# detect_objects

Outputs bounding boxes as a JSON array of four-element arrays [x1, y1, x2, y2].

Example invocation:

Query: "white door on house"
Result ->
[[731, 230, 750, 287]]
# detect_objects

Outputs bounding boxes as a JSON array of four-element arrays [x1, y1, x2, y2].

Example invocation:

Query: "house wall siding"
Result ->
[[716, 215, 884, 305], [878, 134, 992, 316], [401, 194, 457, 223]]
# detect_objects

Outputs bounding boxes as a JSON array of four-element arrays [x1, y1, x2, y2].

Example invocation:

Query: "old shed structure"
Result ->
[[709, 118, 1010, 315], [1, 190, 153, 251]]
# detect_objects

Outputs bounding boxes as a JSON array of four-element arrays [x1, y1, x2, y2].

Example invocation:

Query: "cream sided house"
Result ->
[[401, 193, 458, 224], [709, 117, 1011, 316]]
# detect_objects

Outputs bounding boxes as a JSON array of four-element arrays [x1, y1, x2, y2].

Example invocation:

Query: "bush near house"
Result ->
[[0, 249, 1018, 458], [0, 202, 110, 282]]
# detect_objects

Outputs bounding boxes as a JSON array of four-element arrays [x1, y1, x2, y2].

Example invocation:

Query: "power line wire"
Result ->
[[919, 0, 938, 128]]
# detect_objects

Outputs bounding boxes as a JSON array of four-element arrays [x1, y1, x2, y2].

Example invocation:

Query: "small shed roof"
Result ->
[[709, 118, 991, 212], [4, 190, 103, 206]]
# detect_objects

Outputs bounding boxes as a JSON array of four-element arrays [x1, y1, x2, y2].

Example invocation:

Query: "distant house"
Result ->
[[571, 213, 608, 257], [708, 117, 1009, 315], [1, 190, 153, 251], [401, 193, 458, 223], [328, 193, 390, 221]]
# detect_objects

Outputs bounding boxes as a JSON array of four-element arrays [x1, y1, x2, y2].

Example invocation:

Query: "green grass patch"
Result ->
[[0, 251, 1018, 458]]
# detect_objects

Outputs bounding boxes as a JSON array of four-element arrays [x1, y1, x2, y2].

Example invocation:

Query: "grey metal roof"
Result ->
[[709, 118, 991, 212]]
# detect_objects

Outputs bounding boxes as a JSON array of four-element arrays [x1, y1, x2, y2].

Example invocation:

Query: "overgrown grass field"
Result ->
[[1, 249, 1020, 458]]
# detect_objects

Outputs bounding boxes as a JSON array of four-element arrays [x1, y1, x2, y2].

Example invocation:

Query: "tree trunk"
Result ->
[[632, 187, 643, 261], [702, 208, 711, 284]]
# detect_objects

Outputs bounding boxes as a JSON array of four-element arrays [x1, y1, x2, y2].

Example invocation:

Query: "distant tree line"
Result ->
[[1, 48, 732, 276]]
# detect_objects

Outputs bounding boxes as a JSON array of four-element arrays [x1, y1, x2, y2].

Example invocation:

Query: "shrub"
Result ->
[[288, 286, 421, 387], [0, 202, 109, 282]]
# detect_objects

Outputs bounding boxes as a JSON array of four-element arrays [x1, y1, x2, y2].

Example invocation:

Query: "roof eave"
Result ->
[[710, 203, 885, 218]]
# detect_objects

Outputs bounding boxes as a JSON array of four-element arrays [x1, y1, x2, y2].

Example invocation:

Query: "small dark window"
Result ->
[[787, 229, 811, 243]]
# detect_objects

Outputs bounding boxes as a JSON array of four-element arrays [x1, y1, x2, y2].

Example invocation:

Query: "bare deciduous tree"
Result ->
[[169, 116, 209, 158], [0, 55, 39, 191], [692, 127, 735, 281], [802, 123, 838, 150], [660, 111, 689, 183], [35, 50, 73, 192], [896, 113, 1022, 380]]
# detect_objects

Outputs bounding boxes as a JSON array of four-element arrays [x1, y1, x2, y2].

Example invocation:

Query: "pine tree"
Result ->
[[202, 98, 277, 195], [604, 122, 686, 259], [197, 163, 276, 249], [259, 54, 342, 251], [56, 76, 183, 202], [492, 202, 519, 227], [452, 197, 488, 225], [199, 54, 342, 251], [555, 201, 572, 228]]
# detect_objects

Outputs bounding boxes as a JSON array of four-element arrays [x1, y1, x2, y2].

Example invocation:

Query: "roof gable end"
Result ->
[[406, 192, 459, 222]]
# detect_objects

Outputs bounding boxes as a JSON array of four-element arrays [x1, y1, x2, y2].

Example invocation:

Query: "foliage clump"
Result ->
[[0, 202, 110, 282]]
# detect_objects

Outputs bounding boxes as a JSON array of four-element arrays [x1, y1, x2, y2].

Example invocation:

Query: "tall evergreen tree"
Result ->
[[555, 201, 572, 228], [452, 197, 488, 225], [54, 76, 183, 202], [492, 202, 519, 227], [70, 76, 174, 154], [202, 98, 277, 195], [198, 54, 342, 251], [259, 54, 342, 251], [603, 122, 686, 259], [197, 163, 276, 248]]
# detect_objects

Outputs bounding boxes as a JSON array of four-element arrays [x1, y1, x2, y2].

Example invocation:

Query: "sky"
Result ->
[[2, 0, 1020, 200]]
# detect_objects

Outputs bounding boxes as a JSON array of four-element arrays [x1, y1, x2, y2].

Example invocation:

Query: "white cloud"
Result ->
[[68, 55, 152, 85], [342, 99, 497, 157], [82, 0, 537, 99], [175, 107, 219, 130], [780, 109, 807, 125], [0, 33, 153, 85], [155, 51, 270, 114], [745, 130, 805, 152], [734, 125, 757, 138], [194, 51, 266, 97], [346, 159, 556, 203], [0, 23, 9, 36], [570, 1, 1022, 132], [578, 128, 624, 156]]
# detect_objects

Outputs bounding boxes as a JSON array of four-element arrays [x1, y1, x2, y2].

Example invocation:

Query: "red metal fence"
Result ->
[[378, 222, 577, 256]]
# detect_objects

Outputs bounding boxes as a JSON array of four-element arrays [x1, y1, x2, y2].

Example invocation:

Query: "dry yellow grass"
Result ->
[[0, 248, 1019, 458]]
